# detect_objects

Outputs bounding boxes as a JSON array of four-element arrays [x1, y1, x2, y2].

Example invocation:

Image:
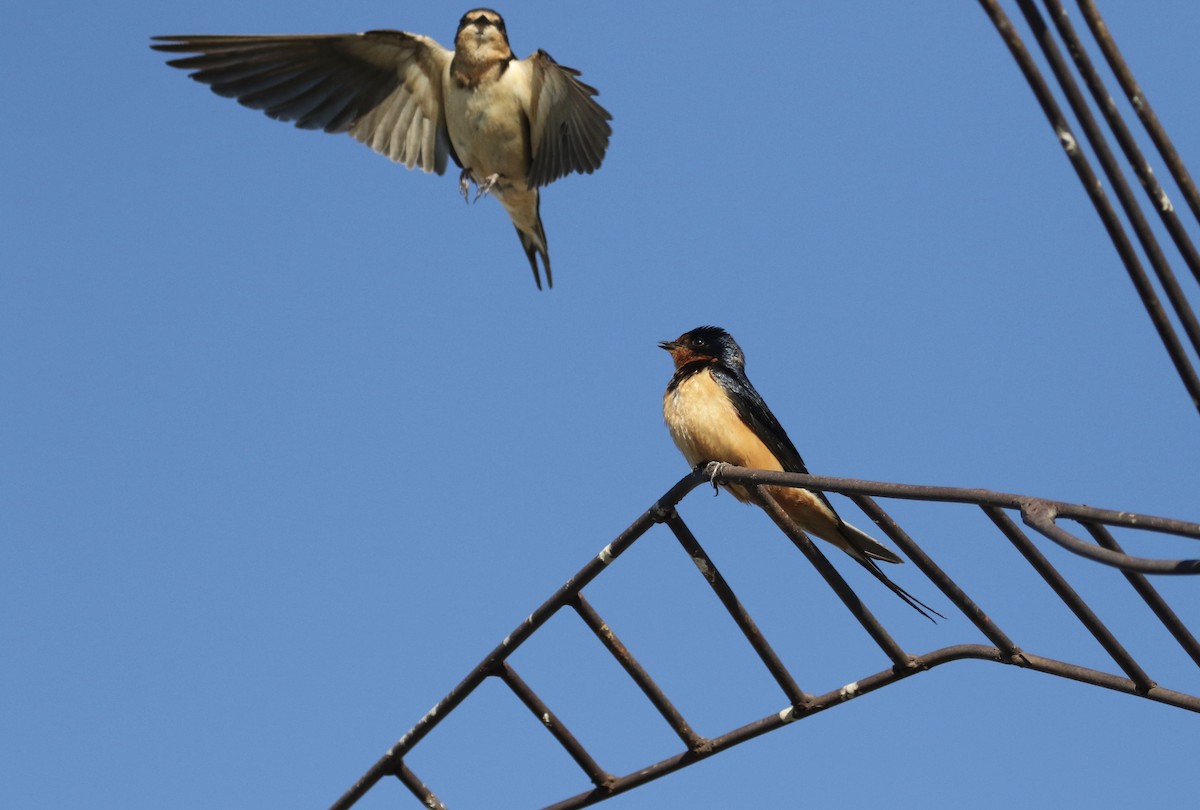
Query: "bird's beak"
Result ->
[[659, 340, 678, 352]]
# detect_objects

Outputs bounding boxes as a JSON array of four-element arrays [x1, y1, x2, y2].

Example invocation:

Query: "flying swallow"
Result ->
[[661, 326, 940, 620], [151, 8, 612, 289]]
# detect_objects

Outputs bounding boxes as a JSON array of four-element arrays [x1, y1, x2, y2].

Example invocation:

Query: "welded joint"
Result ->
[[649, 501, 676, 524], [1020, 498, 1058, 524], [892, 654, 925, 675], [1001, 647, 1030, 667]]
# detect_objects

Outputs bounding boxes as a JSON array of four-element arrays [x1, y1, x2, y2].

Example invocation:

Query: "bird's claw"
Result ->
[[707, 461, 730, 495], [474, 173, 500, 201], [459, 170, 472, 203]]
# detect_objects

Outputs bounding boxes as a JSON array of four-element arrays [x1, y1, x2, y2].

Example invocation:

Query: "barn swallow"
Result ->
[[151, 8, 612, 289], [661, 326, 941, 620]]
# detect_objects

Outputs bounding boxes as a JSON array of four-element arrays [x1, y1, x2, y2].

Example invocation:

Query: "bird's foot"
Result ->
[[474, 173, 501, 201], [459, 169, 472, 203], [706, 461, 731, 495]]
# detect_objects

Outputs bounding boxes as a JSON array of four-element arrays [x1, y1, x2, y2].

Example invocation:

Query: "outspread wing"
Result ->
[[151, 31, 454, 173], [524, 49, 612, 188]]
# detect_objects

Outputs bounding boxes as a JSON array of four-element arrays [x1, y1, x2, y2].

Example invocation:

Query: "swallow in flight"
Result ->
[[152, 8, 612, 289], [661, 326, 940, 620]]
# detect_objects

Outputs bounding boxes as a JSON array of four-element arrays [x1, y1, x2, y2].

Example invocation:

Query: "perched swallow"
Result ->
[[661, 326, 940, 620], [151, 8, 612, 289]]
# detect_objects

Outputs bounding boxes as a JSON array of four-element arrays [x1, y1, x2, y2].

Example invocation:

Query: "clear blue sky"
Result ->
[[4, 2, 1200, 808]]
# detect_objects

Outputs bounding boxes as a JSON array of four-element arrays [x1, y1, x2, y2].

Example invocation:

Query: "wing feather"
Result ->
[[152, 31, 453, 173], [525, 49, 612, 188]]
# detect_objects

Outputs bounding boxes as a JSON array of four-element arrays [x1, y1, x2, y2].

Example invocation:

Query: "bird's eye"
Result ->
[[692, 337, 706, 348]]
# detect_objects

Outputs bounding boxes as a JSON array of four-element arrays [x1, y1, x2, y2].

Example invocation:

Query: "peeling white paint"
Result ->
[[1056, 127, 1078, 153], [839, 681, 860, 700], [542, 712, 552, 725], [599, 543, 616, 564], [778, 707, 796, 723], [1158, 189, 1174, 212], [691, 556, 712, 578]]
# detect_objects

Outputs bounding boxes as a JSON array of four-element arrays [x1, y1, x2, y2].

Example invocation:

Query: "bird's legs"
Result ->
[[458, 170, 503, 203], [474, 173, 501, 201]]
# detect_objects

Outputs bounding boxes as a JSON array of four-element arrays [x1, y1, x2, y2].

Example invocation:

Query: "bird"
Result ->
[[151, 8, 612, 290], [660, 326, 941, 620]]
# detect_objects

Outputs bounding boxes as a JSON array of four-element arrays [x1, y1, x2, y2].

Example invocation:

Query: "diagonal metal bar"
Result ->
[[752, 485, 914, 668], [395, 762, 447, 810], [1076, 0, 1200, 237], [495, 662, 616, 790], [983, 505, 1155, 691], [661, 509, 812, 708], [1024, 0, 1200, 359], [1083, 522, 1200, 669], [570, 593, 708, 751], [850, 494, 1021, 655], [1044, 0, 1200, 291], [976, 0, 1200, 413]]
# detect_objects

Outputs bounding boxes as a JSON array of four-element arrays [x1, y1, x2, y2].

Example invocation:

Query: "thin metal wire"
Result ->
[[1076, 0, 1200, 241], [1044, 0, 1200, 289], [1022, 0, 1200, 359], [976, 0, 1200, 413], [330, 465, 1200, 810]]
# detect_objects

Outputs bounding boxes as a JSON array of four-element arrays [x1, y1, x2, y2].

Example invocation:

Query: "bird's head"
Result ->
[[659, 326, 745, 372], [456, 8, 511, 56]]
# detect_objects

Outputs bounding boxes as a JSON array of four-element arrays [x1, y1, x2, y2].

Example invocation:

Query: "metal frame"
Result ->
[[980, 0, 1200, 412], [331, 464, 1200, 810]]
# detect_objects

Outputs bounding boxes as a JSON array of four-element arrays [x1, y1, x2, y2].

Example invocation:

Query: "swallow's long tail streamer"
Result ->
[[853, 556, 945, 622], [514, 203, 551, 289]]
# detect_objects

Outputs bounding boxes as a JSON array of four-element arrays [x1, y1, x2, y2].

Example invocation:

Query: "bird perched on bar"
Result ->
[[151, 8, 612, 290], [660, 326, 940, 620]]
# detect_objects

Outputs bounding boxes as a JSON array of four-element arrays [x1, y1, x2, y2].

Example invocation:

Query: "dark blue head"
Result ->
[[659, 325, 745, 372]]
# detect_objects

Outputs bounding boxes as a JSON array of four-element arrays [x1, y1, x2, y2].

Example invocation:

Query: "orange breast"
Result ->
[[663, 369, 784, 501]]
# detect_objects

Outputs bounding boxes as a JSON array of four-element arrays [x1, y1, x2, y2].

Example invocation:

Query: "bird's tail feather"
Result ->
[[836, 522, 944, 621], [854, 556, 945, 622], [841, 521, 904, 565], [515, 210, 551, 290]]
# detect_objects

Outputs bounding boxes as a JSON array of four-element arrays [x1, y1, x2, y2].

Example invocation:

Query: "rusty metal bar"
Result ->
[[495, 662, 616, 790], [542, 642, 1200, 810], [706, 465, 1200, 544], [1076, 0, 1200, 238], [333, 470, 1200, 810], [571, 593, 708, 751], [1083, 522, 1200, 669], [983, 505, 1155, 691], [851, 494, 1021, 655], [327, 472, 711, 810], [1022, 500, 1200, 574], [752, 486, 914, 668], [1044, 0, 1200, 292], [976, 0, 1200, 413], [662, 509, 812, 708], [1026, 0, 1200, 358], [395, 762, 447, 810]]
